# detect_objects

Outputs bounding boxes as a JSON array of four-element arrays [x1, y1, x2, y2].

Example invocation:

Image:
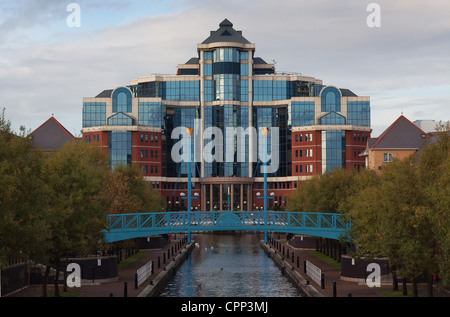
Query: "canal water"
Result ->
[[160, 232, 302, 297]]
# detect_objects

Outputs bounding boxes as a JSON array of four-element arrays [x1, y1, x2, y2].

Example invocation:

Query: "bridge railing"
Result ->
[[104, 211, 350, 243]]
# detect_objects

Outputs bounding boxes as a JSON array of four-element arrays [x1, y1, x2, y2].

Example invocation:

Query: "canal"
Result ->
[[160, 232, 302, 297]]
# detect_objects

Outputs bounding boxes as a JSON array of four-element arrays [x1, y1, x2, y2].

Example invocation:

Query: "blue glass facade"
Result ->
[[108, 131, 132, 168], [204, 105, 249, 178], [82, 19, 371, 211], [321, 130, 345, 173], [290, 102, 315, 126], [82, 102, 106, 128], [138, 102, 163, 127], [347, 101, 371, 127]]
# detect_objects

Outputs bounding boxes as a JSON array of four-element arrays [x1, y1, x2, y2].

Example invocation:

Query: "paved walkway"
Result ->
[[272, 237, 449, 298]]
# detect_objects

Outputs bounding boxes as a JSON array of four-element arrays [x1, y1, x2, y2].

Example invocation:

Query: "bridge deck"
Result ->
[[103, 211, 350, 243]]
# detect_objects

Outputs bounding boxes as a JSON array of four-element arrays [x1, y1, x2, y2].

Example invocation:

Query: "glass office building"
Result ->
[[82, 19, 371, 211]]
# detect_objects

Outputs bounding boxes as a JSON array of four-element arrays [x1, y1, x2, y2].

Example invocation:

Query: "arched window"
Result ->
[[112, 87, 132, 113], [321, 87, 341, 112]]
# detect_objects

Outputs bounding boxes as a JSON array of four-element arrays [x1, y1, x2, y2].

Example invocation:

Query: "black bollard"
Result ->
[[333, 281, 337, 297], [321, 273, 325, 289], [163, 253, 166, 264], [124, 282, 128, 297], [158, 256, 161, 268], [297, 256, 300, 268], [304, 261, 307, 273]]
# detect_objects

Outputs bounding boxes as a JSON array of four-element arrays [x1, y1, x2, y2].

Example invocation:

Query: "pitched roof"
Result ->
[[202, 19, 251, 44], [28, 117, 75, 150], [96, 89, 113, 98], [370, 115, 429, 150]]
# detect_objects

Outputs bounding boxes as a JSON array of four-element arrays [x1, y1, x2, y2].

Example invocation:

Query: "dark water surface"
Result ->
[[160, 232, 302, 297]]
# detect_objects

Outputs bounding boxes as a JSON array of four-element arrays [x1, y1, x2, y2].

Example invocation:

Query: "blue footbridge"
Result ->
[[102, 211, 351, 244]]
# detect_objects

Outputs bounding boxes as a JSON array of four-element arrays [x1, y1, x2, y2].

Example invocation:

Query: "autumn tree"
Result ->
[[41, 140, 110, 296], [0, 109, 50, 268]]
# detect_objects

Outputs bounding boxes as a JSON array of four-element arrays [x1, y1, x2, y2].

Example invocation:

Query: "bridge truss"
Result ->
[[102, 211, 350, 243]]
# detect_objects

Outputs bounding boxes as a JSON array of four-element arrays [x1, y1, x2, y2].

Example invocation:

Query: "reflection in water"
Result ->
[[160, 233, 302, 297]]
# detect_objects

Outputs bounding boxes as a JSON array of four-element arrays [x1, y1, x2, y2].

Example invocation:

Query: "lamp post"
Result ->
[[258, 127, 272, 244], [181, 127, 196, 243]]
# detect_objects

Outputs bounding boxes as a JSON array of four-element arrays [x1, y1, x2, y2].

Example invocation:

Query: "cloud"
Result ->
[[0, 0, 449, 136]]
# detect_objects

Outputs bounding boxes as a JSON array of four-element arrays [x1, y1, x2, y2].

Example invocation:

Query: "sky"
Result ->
[[0, 0, 449, 137]]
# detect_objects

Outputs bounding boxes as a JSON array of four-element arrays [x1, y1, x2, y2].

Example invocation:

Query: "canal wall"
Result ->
[[260, 242, 323, 297], [138, 241, 195, 297]]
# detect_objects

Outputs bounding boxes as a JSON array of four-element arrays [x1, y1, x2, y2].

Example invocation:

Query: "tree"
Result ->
[[0, 109, 50, 268], [102, 164, 165, 214], [417, 130, 450, 290], [41, 140, 110, 296]]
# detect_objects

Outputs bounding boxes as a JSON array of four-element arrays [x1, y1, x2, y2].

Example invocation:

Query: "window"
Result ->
[[83, 102, 106, 128], [109, 131, 132, 169], [112, 87, 132, 113], [321, 87, 341, 112], [291, 102, 315, 126], [139, 102, 163, 127], [384, 153, 393, 162], [107, 112, 134, 126], [347, 101, 370, 127], [320, 112, 346, 125]]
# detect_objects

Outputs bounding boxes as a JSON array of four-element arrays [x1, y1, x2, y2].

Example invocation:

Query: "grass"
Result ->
[[118, 251, 147, 271], [47, 289, 83, 297], [308, 250, 341, 270]]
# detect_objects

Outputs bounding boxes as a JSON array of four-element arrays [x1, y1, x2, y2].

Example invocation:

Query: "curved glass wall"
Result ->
[[213, 48, 240, 101]]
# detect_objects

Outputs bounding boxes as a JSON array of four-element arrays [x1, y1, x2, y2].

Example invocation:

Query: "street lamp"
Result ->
[[258, 127, 272, 244], [181, 127, 196, 243]]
